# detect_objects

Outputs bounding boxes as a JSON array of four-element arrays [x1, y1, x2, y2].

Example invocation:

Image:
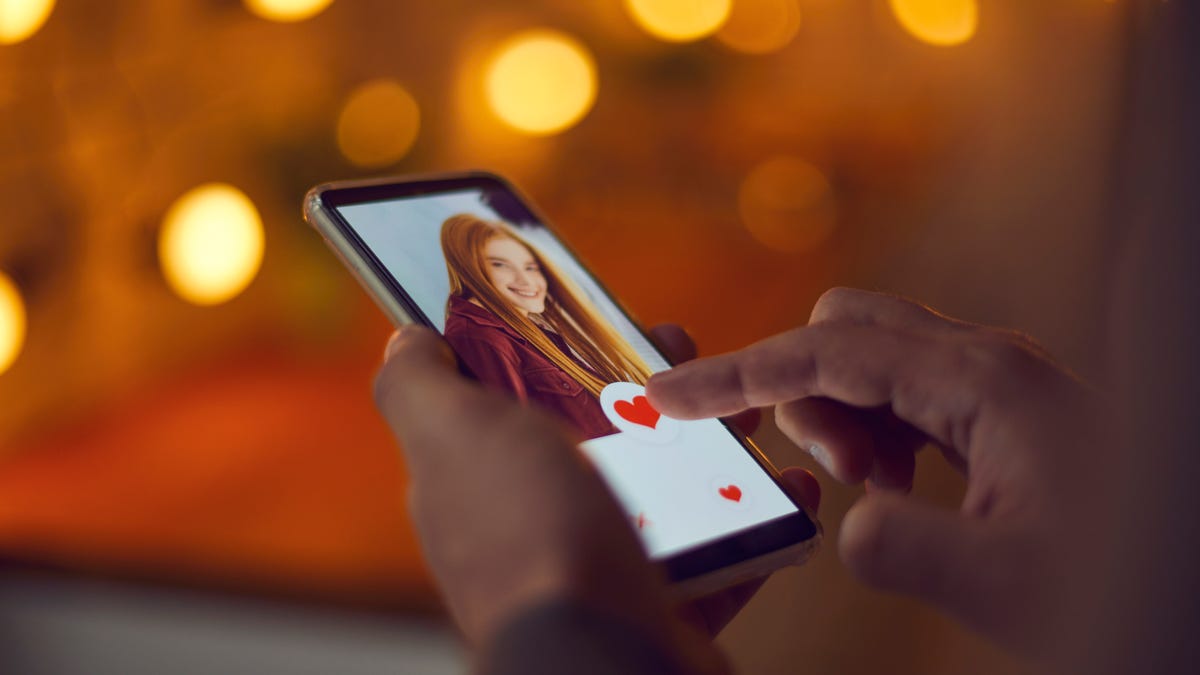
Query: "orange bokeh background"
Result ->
[[0, 1, 1131, 672]]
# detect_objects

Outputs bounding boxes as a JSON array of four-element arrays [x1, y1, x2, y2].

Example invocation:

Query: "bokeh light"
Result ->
[[484, 29, 598, 136], [336, 79, 421, 168], [889, 0, 978, 47], [739, 156, 837, 253], [159, 184, 265, 306], [625, 0, 732, 42], [0, 271, 25, 375], [717, 0, 801, 54], [244, 0, 334, 23], [0, 0, 55, 44]]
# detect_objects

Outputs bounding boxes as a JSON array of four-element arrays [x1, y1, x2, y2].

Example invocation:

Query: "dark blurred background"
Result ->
[[0, 1, 1129, 673]]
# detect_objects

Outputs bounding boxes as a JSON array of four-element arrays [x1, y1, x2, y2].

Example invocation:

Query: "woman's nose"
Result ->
[[511, 268, 533, 287]]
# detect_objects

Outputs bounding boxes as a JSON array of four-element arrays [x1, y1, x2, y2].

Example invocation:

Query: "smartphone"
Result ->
[[304, 171, 820, 596]]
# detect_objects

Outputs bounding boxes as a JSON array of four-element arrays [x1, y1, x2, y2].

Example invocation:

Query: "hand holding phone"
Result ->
[[376, 321, 820, 653], [305, 171, 821, 597]]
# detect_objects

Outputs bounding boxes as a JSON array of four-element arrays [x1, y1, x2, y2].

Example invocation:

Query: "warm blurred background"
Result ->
[[1, 1, 1130, 673]]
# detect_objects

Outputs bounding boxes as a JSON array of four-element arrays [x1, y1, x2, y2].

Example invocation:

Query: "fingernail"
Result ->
[[807, 443, 833, 473], [648, 366, 683, 387]]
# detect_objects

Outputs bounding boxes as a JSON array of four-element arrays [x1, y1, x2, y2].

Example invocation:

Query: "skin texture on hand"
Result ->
[[647, 288, 1113, 666], [374, 326, 666, 647], [374, 323, 821, 674]]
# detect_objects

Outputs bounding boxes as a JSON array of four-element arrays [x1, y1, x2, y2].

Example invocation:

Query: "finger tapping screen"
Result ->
[[336, 187, 798, 558]]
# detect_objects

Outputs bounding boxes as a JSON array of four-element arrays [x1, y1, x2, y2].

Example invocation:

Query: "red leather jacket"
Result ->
[[443, 295, 618, 440]]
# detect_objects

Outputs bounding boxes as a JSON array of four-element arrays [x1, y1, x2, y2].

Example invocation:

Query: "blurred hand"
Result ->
[[375, 325, 664, 648], [646, 288, 1112, 662], [374, 323, 819, 669]]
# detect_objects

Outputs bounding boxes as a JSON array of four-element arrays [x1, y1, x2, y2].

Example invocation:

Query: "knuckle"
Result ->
[[818, 286, 858, 305], [742, 334, 817, 405], [972, 338, 1043, 388], [737, 342, 771, 378], [812, 286, 860, 322], [988, 327, 1050, 357], [957, 337, 1053, 420]]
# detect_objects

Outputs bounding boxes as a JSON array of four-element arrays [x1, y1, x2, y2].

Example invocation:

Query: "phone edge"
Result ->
[[303, 172, 825, 589], [304, 185, 416, 327], [670, 521, 823, 599]]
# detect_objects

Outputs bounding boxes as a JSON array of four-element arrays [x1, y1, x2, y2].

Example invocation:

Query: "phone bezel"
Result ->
[[305, 171, 820, 587]]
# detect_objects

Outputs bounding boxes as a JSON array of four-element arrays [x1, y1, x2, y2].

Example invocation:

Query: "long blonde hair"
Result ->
[[441, 214, 652, 396]]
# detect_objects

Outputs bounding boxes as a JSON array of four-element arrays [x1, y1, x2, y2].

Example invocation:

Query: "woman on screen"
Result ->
[[440, 214, 652, 440]]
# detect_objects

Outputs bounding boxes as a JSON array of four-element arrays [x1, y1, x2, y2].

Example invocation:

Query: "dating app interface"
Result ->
[[337, 188, 799, 558]]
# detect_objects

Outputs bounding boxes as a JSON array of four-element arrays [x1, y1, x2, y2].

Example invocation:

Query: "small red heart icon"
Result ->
[[718, 485, 742, 502], [613, 395, 661, 429]]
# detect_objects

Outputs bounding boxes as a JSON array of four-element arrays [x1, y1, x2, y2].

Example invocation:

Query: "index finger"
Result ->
[[810, 287, 969, 333], [812, 287, 1056, 362], [646, 323, 1039, 459]]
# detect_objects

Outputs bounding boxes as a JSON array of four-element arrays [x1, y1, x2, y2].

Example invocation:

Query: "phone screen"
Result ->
[[332, 182, 803, 559]]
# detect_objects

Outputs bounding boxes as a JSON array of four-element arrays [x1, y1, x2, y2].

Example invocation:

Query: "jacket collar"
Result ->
[[448, 294, 527, 342]]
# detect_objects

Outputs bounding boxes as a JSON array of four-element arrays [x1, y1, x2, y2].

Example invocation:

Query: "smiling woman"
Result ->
[[482, 237, 549, 316], [438, 214, 652, 440]]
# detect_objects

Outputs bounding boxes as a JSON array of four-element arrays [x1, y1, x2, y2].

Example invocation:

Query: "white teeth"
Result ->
[[510, 288, 539, 298]]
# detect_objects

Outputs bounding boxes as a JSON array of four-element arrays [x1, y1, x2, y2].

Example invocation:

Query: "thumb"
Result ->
[[838, 493, 1004, 627], [375, 327, 458, 417], [382, 325, 454, 374]]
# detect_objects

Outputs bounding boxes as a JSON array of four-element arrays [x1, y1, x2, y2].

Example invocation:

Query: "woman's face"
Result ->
[[483, 236, 547, 315]]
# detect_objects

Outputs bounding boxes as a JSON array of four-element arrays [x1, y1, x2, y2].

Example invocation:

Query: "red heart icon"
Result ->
[[613, 395, 661, 429], [718, 485, 742, 502]]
